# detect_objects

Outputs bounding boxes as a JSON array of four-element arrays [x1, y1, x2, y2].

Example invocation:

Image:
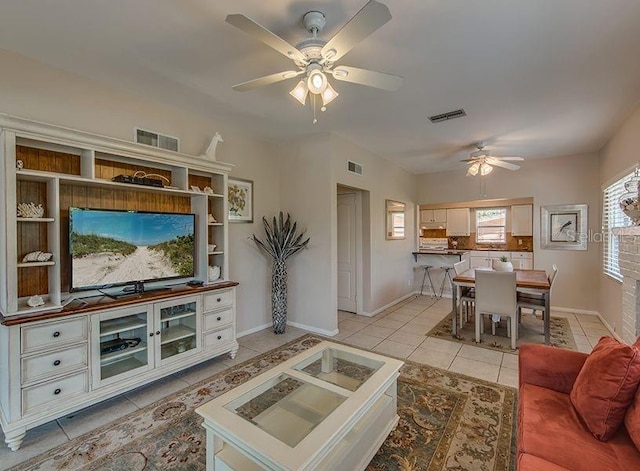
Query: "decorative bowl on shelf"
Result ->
[[619, 194, 640, 225]]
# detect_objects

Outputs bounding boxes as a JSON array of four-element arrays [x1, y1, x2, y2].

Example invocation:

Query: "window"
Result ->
[[476, 208, 507, 244], [385, 200, 405, 240], [603, 170, 635, 281]]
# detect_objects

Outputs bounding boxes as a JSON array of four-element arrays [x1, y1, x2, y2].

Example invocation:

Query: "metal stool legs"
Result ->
[[420, 265, 436, 297], [439, 267, 453, 298]]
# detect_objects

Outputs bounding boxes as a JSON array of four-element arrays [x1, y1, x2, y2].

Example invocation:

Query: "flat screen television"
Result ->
[[69, 207, 195, 293]]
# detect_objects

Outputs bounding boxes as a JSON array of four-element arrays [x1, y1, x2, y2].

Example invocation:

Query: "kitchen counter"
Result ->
[[412, 250, 469, 262]]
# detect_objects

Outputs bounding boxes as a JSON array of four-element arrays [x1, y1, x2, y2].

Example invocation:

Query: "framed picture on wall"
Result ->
[[228, 178, 253, 223], [541, 204, 587, 250]]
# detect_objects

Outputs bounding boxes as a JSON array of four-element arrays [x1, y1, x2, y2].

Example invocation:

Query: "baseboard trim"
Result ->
[[361, 291, 421, 317], [594, 313, 624, 342], [286, 321, 338, 337], [552, 306, 600, 316], [237, 322, 272, 338]]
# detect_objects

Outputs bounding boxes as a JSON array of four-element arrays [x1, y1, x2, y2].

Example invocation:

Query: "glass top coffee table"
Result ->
[[195, 341, 404, 471]]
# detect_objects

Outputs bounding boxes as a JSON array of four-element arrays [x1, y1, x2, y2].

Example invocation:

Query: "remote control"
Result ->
[[187, 280, 204, 287]]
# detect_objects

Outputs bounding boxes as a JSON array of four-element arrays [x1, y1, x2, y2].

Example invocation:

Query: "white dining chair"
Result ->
[[517, 264, 558, 321], [453, 259, 474, 325], [475, 270, 518, 350]]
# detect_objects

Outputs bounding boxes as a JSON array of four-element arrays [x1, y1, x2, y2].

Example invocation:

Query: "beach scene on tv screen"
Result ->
[[70, 210, 194, 288]]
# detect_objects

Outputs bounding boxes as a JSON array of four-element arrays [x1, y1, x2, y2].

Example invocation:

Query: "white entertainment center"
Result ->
[[0, 115, 239, 451]]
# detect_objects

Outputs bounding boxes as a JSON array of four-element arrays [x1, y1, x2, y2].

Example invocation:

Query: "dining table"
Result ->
[[451, 268, 552, 344]]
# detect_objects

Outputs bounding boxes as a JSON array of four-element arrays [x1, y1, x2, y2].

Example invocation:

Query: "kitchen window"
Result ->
[[476, 208, 507, 244], [603, 170, 635, 281]]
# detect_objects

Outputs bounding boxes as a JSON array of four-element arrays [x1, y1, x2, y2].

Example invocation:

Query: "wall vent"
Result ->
[[347, 160, 363, 175], [135, 128, 179, 152], [429, 108, 467, 123]]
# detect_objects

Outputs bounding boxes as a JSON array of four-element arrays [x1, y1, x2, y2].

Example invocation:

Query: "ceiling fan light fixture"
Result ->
[[307, 68, 327, 94], [480, 163, 493, 176], [289, 80, 309, 105], [467, 162, 480, 176], [321, 81, 339, 106]]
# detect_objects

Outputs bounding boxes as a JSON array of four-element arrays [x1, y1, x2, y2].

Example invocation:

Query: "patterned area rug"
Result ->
[[11, 335, 516, 471], [427, 311, 577, 352]]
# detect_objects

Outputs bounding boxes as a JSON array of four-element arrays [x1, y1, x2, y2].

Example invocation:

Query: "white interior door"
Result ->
[[337, 193, 357, 312]]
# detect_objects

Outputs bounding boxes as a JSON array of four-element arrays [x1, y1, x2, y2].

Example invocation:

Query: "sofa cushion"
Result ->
[[569, 336, 640, 441], [519, 383, 640, 470], [625, 385, 640, 450], [517, 453, 570, 471]]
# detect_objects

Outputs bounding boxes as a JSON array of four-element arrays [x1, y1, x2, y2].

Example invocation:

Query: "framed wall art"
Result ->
[[228, 178, 253, 223], [540, 204, 588, 250]]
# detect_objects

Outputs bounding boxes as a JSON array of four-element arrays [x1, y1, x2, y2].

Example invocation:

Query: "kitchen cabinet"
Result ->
[[470, 250, 491, 268], [420, 209, 447, 228], [446, 208, 471, 236], [511, 205, 533, 236], [511, 252, 533, 269]]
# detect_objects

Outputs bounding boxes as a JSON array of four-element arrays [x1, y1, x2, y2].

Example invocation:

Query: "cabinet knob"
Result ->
[[217, 335, 222, 340], [54, 388, 61, 395], [155, 331, 161, 336], [53, 331, 61, 338], [149, 332, 154, 337], [216, 297, 222, 302], [53, 359, 61, 366], [216, 316, 222, 321]]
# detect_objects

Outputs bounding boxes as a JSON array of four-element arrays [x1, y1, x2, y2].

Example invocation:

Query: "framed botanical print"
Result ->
[[541, 204, 587, 250], [228, 178, 253, 223]]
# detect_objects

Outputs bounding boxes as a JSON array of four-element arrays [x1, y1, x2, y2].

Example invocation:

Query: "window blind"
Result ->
[[603, 172, 634, 281]]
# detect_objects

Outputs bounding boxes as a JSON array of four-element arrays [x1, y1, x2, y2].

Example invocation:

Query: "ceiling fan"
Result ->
[[225, 0, 403, 119], [461, 143, 524, 176]]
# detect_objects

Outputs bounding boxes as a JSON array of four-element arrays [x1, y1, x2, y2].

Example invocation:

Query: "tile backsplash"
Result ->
[[421, 229, 533, 251]]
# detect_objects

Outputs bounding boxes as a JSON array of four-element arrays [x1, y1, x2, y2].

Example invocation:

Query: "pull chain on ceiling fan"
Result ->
[[225, 0, 403, 122], [461, 142, 524, 176]]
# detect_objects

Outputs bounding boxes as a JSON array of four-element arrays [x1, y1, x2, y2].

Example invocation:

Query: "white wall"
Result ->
[[416, 153, 601, 312], [599, 103, 640, 334], [0, 48, 281, 334]]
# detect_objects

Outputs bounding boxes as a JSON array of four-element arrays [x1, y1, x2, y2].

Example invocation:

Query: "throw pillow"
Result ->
[[570, 336, 640, 441]]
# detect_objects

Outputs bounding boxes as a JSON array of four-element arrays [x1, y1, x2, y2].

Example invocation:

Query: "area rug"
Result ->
[[427, 311, 577, 352], [10, 335, 516, 471]]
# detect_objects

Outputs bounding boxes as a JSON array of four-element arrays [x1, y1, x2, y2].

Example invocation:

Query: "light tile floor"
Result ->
[[0, 295, 610, 467]]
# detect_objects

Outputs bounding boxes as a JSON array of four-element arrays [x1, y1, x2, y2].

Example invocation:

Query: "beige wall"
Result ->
[[416, 153, 601, 312], [599, 103, 640, 333], [0, 48, 282, 335]]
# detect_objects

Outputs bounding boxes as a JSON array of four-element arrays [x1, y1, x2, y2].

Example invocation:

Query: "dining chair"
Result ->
[[453, 259, 474, 325], [475, 270, 518, 350], [517, 264, 558, 321]]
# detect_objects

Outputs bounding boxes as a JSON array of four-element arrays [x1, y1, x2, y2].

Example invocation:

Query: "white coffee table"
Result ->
[[195, 341, 404, 471]]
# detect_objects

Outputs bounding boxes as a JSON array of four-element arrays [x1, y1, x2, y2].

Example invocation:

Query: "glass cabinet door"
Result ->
[[93, 305, 152, 387], [155, 296, 201, 365]]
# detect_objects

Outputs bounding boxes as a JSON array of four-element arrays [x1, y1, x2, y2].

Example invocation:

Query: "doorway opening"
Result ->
[[337, 185, 366, 314]]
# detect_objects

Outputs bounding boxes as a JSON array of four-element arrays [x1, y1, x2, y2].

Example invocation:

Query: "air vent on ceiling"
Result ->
[[347, 160, 363, 176], [135, 128, 179, 152], [428, 109, 467, 123]]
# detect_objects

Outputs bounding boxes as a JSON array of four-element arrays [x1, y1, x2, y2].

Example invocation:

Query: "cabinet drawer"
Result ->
[[22, 344, 88, 385], [204, 290, 233, 310], [22, 318, 88, 354], [511, 252, 533, 259], [204, 327, 234, 349], [203, 308, 233, 331], [22, 371, 88, 416]]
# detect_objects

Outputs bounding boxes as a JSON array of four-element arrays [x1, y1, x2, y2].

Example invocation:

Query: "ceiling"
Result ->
[[1, 0, 640, 174]]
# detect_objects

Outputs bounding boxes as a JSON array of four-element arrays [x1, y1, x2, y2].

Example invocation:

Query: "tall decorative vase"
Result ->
[[251, 212, 310, 336], [271, 259, 288, 334]]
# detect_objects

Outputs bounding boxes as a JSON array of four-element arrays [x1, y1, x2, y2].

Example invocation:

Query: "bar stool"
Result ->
[[420, 265, 436, 297], [438, 266, 454, 298]]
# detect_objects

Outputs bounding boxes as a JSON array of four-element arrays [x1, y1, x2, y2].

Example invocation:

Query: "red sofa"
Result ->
[[518, 343, 640, 470]]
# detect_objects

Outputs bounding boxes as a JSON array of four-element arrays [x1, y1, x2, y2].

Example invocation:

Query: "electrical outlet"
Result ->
[[518, 239, 523, 245]]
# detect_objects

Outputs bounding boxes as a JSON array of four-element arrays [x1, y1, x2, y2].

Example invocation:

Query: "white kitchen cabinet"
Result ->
[[446, 208, 471, 236], [420, 209, 447, 223], [470, 250, 491, 268], [511, 205, 533, 236], [511, 252, 534, 269]]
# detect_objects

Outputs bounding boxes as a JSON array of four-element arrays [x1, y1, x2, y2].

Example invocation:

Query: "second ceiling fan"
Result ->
[[462, 143, 524, 176], [225, 0, 403, 113]]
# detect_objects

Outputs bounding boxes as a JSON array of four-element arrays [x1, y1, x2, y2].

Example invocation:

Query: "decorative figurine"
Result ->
[[27, 295, 45, 307], [201, 132, 223, 161], [208, 213, 217, 223], [17, 202, 45, 218], [16, 160, 24, 171], [203, 186, 215, 195]]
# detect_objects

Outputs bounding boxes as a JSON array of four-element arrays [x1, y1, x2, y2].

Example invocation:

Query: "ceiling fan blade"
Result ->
[[321, 0, 392, 63], [487, 158, 520, 171], [226, 14, 307, 63], [330, 66, 403, 90], [495, 156, 524, 161], [232, 70, 303, 92]]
